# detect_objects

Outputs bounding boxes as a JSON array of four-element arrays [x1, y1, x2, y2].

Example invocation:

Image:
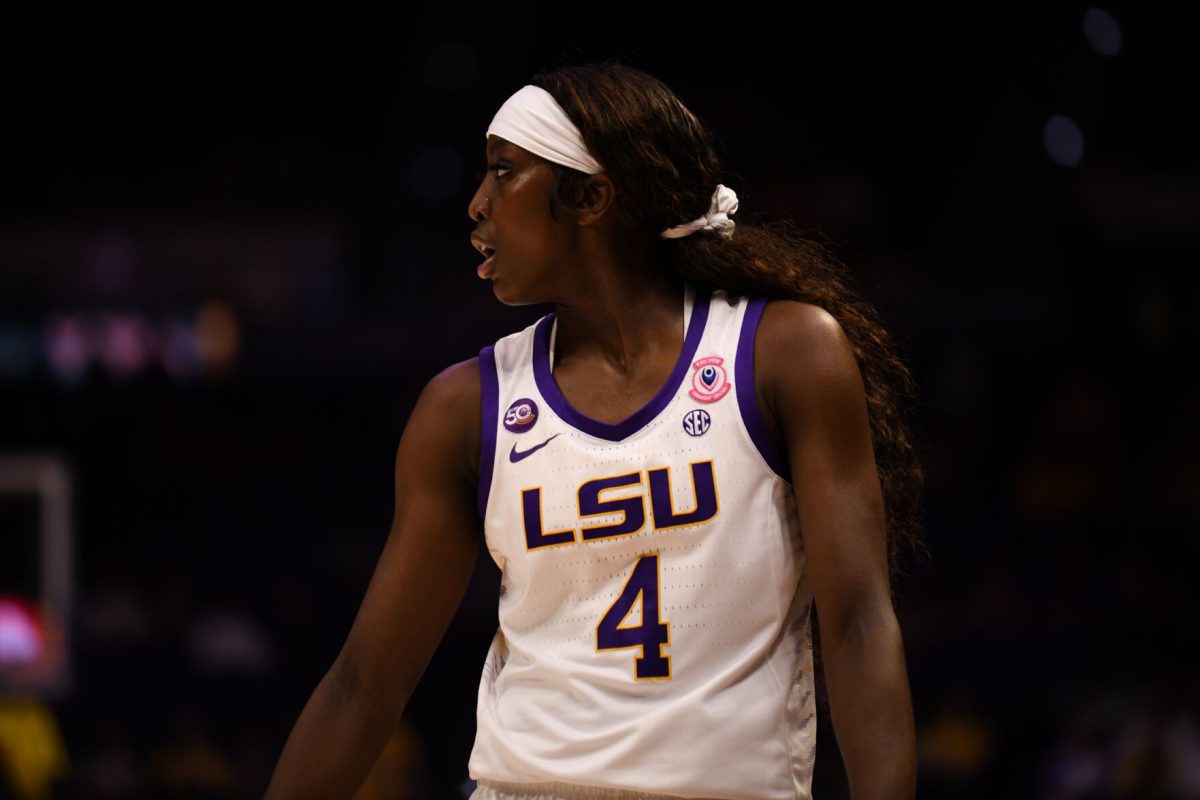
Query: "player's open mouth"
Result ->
[[471, 233, 497, 279], [478, 247, 496, 279]]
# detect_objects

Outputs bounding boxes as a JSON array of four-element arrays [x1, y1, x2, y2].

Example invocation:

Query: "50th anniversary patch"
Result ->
[[504, 397, 539, 433]]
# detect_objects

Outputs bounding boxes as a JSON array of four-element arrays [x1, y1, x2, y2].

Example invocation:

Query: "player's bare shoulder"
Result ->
[[756, 299, 858, 393], [413, 356, 483, 483], [757, 298, 848, 359], [752, 299, 862, 454]]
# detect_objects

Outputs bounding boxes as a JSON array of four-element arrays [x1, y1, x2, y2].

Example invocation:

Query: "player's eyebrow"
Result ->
[[487, 137, 518, 158]]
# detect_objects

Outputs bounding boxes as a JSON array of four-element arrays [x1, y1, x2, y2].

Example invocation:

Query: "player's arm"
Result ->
[[265, 357, 483, 800], [758, 301, 916, 800]]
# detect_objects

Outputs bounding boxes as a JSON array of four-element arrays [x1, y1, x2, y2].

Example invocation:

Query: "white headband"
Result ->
[[484, 83, 737, 240], [486, 84, 604, 175]]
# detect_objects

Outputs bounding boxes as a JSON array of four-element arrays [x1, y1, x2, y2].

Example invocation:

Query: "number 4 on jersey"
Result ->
[[596, 554, 671, 680]]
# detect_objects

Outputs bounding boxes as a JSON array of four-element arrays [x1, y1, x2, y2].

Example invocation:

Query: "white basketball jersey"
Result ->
[[470, 283, 815, 800]]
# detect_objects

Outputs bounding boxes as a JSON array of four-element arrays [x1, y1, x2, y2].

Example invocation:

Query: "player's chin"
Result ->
[[491, 277, 551, 307]]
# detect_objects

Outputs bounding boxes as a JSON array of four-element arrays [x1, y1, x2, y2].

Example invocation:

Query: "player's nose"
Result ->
[[468, 182, 489, 222]]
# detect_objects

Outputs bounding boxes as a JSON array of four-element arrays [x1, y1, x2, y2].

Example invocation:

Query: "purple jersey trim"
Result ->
[[532, 287, 712, 442], [477, 345, 499, 519], [736, 298, 791, 481]]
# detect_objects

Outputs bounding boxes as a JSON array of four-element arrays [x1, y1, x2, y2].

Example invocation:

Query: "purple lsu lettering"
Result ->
[[521, 460, 718, 550]]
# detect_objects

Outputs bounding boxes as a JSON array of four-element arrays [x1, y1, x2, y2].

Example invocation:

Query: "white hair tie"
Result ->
[[486, 85, 604, 175], [660, 184, 739, 240]]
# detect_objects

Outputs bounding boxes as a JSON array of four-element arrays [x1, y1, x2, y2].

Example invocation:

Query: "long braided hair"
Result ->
[[528, 59, 929, 707]]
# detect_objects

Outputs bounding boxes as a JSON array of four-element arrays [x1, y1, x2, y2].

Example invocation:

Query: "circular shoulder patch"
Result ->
[[504, 397, 539, 433]]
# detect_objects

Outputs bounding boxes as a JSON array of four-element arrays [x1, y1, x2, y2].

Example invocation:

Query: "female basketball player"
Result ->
[[267, 61, 923, 800]]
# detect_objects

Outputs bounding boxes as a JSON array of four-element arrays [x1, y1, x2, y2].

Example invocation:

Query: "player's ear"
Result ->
[[574, 172, 616, 227]]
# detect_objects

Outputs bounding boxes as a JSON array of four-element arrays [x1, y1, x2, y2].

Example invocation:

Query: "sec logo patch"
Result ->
[[682, 409, 712, 437]]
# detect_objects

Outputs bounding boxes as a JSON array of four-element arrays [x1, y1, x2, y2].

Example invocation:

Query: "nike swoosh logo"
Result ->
[[509, 434, 560, 463]]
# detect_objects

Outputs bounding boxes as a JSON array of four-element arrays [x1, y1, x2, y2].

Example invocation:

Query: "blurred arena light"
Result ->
[[19, 309, 219, 385], [43, 315, 92, 386], [1083, 8, 1122, 57], [195, 300, 241, 374], [161, 316, 204, 381], [0, 595, 42, 664], [1043, 114, 1085, 168], [0, 454, 73, 700], [97, 313, 156, 379]]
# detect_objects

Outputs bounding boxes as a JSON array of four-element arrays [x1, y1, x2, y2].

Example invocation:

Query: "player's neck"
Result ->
[[552, 272, 687, 377]]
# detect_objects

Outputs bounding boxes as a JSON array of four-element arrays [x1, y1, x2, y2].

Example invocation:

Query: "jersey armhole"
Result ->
[[736, 298, 792, 483], [477, 344, 499, 519]]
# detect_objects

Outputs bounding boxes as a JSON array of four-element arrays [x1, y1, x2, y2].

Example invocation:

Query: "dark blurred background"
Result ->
[[1, 4, 1197, 799]]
